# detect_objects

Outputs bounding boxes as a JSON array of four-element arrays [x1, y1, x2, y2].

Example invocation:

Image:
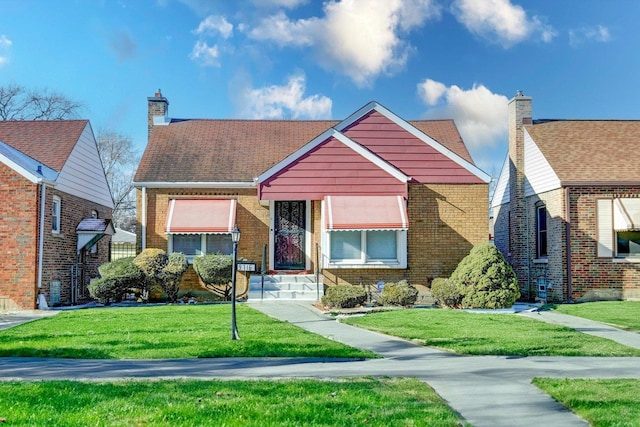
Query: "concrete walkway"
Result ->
[[1, 303, 640, 427]]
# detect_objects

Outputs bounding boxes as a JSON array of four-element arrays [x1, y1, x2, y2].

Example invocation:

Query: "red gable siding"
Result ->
[[342, 111, 483, 184], [259, 136, 406, 200]]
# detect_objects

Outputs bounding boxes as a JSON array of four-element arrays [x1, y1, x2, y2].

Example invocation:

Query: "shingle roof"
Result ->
[[525, 120, 640, 183], [135, 118, 474, 183], [0, 120, 87, 171]]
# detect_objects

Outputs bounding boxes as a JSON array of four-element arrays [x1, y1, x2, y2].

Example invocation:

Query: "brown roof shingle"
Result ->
[[0, 120, 87, 171], [135, 118, 474, 183], [525, 120, 640, 184]]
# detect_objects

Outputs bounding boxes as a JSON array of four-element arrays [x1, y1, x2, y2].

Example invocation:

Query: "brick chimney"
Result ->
[[508, 90, 532, 297], [147, 89, 169, 139]]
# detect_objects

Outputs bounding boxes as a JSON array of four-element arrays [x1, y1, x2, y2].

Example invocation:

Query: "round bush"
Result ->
[[449, 242, 520, 309], [89, 257, 144, 304], [321, 284, 367, 309], [430, 278, 462, 308], [379, 280, 418, 307]]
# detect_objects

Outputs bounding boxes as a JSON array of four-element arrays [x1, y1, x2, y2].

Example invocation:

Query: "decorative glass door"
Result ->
[[274, 201, 306, 270]]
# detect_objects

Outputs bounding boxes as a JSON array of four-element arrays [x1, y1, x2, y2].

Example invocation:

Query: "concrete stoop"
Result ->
[[247, 274, 323, 301]]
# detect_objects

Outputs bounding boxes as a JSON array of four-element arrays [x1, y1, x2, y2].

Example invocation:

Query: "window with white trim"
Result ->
[[326, 230, 406, 267], [52, 196, 61, 234], [597, 198, 640, 258], [169, 234, 233, 262]]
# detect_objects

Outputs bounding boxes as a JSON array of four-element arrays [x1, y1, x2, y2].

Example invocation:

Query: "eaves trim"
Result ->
[[133, 181, 256, 189]]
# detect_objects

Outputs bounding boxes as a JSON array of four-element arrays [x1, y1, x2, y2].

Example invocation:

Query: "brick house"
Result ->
[[135, 90, 490, 300], [492, 92, 640, 302], [0, 121, 114, 310]]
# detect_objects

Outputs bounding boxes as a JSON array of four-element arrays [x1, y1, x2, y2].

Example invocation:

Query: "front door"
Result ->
[[274, 201, 306, 270]]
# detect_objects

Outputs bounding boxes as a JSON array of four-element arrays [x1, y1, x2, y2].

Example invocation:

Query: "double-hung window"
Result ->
[[52, 196, 61, 234], [329, 230, 401, 265], [171, 234, 233, 261]]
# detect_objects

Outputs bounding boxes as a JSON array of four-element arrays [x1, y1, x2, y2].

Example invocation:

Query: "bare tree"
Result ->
[[0, 84, 82, 120], [96, 129, 139, 232]]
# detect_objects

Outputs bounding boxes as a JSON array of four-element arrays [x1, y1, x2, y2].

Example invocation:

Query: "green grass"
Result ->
[[552, 301, 640, 332], [0, 304, 375, 359], [343, 309, 640, 356], [0, 377, 467, 426], [533, 378, 640, 427]]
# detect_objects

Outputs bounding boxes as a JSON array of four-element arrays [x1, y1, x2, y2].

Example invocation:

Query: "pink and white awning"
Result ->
[[166, 199, 237, 234], [324, 195, 408, 231]]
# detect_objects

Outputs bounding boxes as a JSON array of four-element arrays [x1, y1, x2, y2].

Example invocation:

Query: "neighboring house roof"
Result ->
[[525, 120, 640, 185], [112, 227, 136, 244], [134, 103, 483, 185], [0, 120, 85, 171], [491, 119, 640, 208], [0, 120, 114, 208]]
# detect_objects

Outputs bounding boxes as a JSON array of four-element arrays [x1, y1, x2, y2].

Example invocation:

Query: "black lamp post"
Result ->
[[230, 225, 241, 340]]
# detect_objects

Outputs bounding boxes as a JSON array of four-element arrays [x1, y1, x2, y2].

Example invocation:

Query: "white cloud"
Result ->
[[569, 25, 611, 47], [418, 79, 447, 106], [0, 35, 11, 47], [0, 35, 11, 67], [237, 73, 332, 119], [251, 0, 308, 8], [189, 40, 220, 67], [418, 79, 508, 169], [452, 0, 556, 47], [194, 15, 233, 39], [249, 0, 441, 87]]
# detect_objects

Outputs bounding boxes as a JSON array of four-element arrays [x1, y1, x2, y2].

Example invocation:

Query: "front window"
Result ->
[[52, 196, 61, 234], [617, 230, 640, 257], [170, 234, 233, 261], [536, 205, 547, 258], [327, 230, 405, 267]]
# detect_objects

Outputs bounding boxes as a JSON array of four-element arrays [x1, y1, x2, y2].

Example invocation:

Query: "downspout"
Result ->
[[565, 186, 573, 302], [526, 198, 532, 300], [37, 182, 47, 294], [141, 186, 147, 250]]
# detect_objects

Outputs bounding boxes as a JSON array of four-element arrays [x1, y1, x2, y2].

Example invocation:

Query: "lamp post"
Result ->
[[230, 225, 241, 340]]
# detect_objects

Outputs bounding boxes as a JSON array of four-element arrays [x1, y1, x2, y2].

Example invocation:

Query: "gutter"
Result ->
[[133, 181, 256, 189], [564, 186, 573, 302]]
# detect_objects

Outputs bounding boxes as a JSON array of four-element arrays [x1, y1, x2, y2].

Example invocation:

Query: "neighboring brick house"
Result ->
[[0, 121, 114, 310], [135, 90, 490, 300], [492, 92, 640, 302]]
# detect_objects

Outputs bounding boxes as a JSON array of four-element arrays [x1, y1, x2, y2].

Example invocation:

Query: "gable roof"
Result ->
[[0, 120, 87, 171], [0, 120, 114, 208], [525, 120, 640, 185], [134, 105, 484, 185]]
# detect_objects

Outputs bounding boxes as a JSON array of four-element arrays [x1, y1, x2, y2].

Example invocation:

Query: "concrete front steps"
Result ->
[[247, 274, 323, 301]]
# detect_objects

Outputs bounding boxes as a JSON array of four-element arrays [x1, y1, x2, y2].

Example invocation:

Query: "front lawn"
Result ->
[[533, 378, 640, 427], [0, 304, 374, 359], [0, 378, 467, 427], [552, 301, 640, 332], [343, 309, 640, 356]]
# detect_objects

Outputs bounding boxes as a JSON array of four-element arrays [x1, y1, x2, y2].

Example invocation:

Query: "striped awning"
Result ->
[[166, 199, 237, 234], [614, 198, 640, 231], [324, 195, 408, 231]]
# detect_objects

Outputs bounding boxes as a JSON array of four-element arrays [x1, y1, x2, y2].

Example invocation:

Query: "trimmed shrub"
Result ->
[[430, 278, 462, 308], [88, 257, 144, 304], [449, 242, 520, 309], [159, 252, 189, 303], [193, 254, 233, 300], [321, 284, 367, 309], [133, 248, 168, 299], [379, 280, 418, 307]]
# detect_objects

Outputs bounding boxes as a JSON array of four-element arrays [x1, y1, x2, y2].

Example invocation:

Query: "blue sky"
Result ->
[[1, 0, 638, 177]]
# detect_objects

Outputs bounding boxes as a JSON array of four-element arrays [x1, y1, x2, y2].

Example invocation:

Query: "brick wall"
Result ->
[[0, 164, 111, 310], [325, 183, 489, 289], [0, 163, 39, 310], [139, 182, 488, 297], [568, 186, 640, 301]]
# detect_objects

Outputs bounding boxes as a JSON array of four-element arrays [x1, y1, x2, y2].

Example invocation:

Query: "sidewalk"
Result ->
[[2, 302, 640, 427]]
